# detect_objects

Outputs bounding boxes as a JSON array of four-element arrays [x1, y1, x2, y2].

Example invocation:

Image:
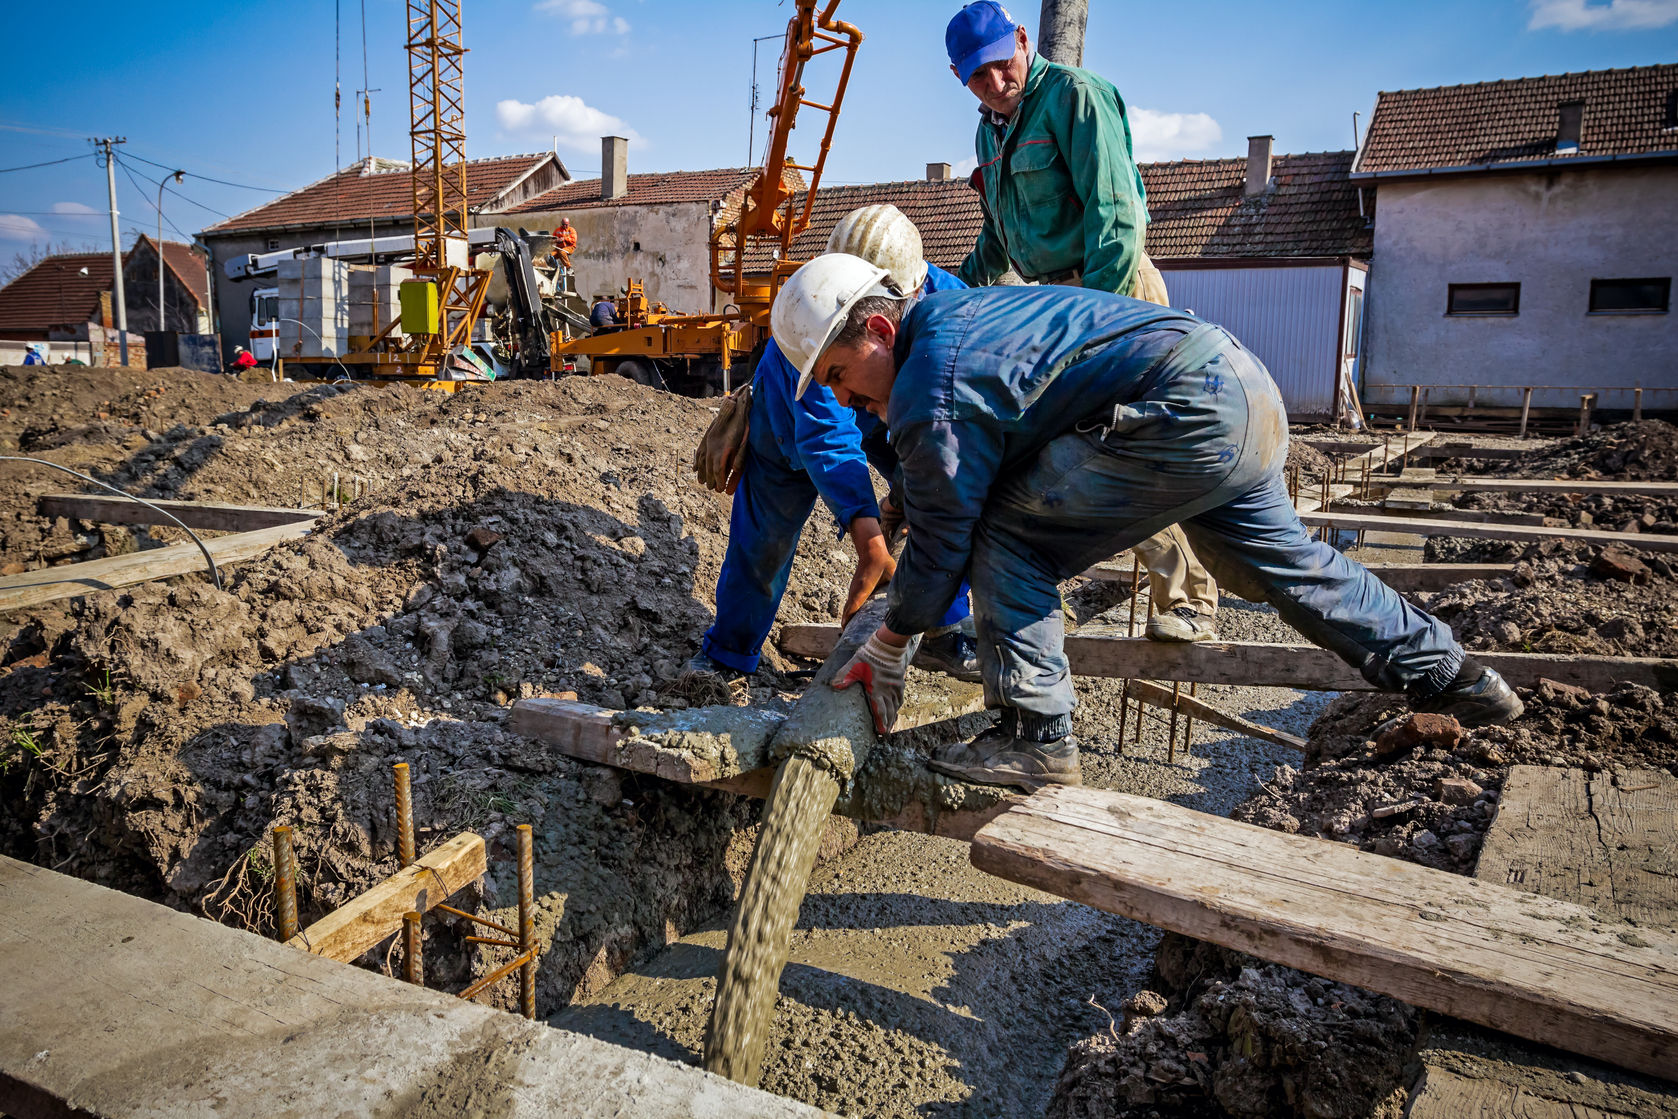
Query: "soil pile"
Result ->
[[1495, 419, 1678, 481], [0, 367, 868, 1015]]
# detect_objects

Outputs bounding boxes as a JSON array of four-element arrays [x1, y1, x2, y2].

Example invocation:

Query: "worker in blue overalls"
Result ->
[[773, 254, 1525, 790], [687, 206, 978, 686]]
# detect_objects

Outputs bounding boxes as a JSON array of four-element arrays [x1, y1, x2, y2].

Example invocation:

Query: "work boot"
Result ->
[[681, 651, 747, 687], [915, 630, 982, 683], [1146, 606, 1219, 643], [1412, 658, 1523, 728], [928, 721, 1082, 791]]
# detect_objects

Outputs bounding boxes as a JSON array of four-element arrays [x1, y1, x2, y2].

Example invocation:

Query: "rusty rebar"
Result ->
[[1126, 553, 1141, 636], [1183, 682, 1198, 759], [404, 911, 424, 985], [272, 825, 298, 942], [394, 762, 415, 868], [459, 947, 539, 1003], [518, 823, 536, 1020], [1167, 681, 1182, 764], [435, 903, 517, 937], [1115, 678, 1131, 755]]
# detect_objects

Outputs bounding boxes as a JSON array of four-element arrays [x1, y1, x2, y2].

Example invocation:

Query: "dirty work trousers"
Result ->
[[968, 324, 1463, 741], [704, 394, 969, 675]]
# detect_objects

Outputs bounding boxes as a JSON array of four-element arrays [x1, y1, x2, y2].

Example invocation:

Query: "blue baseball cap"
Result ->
[[946, 2, 1021, 85]]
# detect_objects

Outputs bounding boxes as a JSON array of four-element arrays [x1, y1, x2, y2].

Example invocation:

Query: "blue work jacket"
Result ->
[[882, 285, 1201, 634], [754, 263, 967, 536]]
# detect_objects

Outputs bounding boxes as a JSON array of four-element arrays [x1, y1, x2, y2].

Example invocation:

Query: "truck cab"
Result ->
[[249, 287, 279, 361]]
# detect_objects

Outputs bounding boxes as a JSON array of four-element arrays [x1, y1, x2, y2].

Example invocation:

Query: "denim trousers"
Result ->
[[705, 405, 969, 674], [968, 326, 1463, 740]]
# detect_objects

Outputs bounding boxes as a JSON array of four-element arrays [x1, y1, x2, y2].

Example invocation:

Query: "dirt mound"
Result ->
[[0, 369, 871, 1016], [1284, 439, 1333, 482], [1498, 419, 1678, 481]]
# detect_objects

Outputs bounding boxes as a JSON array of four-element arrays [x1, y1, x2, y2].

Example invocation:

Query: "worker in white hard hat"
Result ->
[[685, 205, 977, 688], [776, 254, 1522, 789]]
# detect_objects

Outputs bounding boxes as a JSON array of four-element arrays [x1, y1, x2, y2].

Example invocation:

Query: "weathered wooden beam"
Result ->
[[1340, 503, 1551, 527], [780, 626, 1678, 694], [1082, 560, 1513, 593], [1299, 510, 1678, 552], [970, 785, 1678, 1081], [37, 493, 324, 532], [1124, 679, 1306, 750], [1394, 475, 1678, 498], [287, 832, 486, 962], [0, 519, 314, 613]]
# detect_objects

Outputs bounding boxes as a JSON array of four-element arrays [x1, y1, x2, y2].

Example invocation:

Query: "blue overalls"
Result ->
[[882, 285, 1464, 742], [701, 265, 971, 673]]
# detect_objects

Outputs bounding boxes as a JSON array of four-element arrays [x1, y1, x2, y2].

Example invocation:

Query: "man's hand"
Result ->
[[877, 497, 906, 553], [841, 516, 896, 625], [834, 627, 920, 735]]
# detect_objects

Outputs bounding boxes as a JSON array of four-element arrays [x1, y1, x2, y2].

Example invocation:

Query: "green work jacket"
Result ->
[[957, 53, 1148, 296]]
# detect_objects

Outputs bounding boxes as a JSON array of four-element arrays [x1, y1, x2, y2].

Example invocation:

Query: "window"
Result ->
[[1590, 277, 1670, 314], [266, 238, 281, 251], [1447, 283, 1520, 316]]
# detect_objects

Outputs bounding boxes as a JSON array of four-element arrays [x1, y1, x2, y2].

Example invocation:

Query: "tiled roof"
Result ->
[[507, 166, 766, 214], [202, 153, 556, 235], [134, 235, 210, 308], [743, 149, 1369, 273], [1143, 150, 1371, 260], [0, 252, 116, 333], [1354, 63, 1678, 176]]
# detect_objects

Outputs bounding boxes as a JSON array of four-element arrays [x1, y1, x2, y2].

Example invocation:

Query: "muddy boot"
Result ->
[[928, 718, 1082, 791], [1146, 606, 1219, 643], [1412, 658, 1523, 728], [915, 630, 982, 683], [670, 651, 749, 705]]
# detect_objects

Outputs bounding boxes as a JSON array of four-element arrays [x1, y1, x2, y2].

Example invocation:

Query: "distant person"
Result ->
[[21, 343, 48, 366], [590, 296, 621, 333], [228, 345, 258, 375], [551, 218, 577, 268]]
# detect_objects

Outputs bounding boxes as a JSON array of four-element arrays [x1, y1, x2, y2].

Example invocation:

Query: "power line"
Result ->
[[122, 149, 285, 193], [115, 156, 233, 220], [0, 154, 89, 174], [113, 159, 195, 243]]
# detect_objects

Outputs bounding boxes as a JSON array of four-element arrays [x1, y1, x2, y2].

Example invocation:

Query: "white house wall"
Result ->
[[486, 202, 714, 315], [1363, 166, 1678, 411], [1160, 264, 1345, 418]]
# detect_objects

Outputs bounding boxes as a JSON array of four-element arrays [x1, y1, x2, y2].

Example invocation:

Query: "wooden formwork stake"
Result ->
[[1578, 394, 1597, 437], [1406, 385, 1420, 432], [1634, 388, 1643, 423], [1519, 386, 1534, 440]]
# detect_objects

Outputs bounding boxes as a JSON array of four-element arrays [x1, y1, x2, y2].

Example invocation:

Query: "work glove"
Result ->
[[877, 497, 906, 554], [834, 631, 921, 735], [693, 383, 753, 495]]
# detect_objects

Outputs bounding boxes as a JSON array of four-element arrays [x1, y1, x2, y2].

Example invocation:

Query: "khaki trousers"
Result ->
[[1125, 250, 1218, 616]]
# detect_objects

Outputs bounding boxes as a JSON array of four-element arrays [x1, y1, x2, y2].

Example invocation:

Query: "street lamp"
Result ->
[[158, 170, 184, 332]]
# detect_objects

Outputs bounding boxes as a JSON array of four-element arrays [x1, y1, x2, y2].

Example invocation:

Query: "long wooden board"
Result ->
[[1406, 768, 1678, 1116], [0, 519, 313, 613], [1299, 510, 1678, 552], [779, 626, 1678, 694], [1395, 476, 1678, 498], [287, 831, 486, 962], [1347, 504, 1551, 527], [37, 493, 324, 532], [970, 785, 1678, 1081], [1082, 560, 1514, 592]]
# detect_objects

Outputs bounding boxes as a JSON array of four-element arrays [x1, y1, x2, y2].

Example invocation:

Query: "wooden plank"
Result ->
[[0, 855, 821, 1119], [1394, 476, 1678, 498], [1405, 769, 1678, 1116], [1300, 510, 1678, 552], [1339, 432, 1438, 480], [1124, 679, 1306, 750], [969, 785, 1678, 1081], [1347, 504, 1552, 527], [0, 519, 314, 613], [780, 626, 1678, 694], [37, 492, 324, 532], [287, 831, 486, 962], [1082, 559, 1514, 593]]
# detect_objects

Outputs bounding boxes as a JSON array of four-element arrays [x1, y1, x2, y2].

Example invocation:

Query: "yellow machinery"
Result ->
[[555, 0, 861, 394], [283, 0, 493, 390]]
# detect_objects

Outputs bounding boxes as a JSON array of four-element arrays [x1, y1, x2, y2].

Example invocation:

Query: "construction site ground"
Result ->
[[1, 362, 1674, 1118]]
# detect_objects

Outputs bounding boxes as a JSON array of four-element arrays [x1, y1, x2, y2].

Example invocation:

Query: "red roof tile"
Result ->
[[744, 150, 1369, 273], [1354, 63, 1678, 176], [506, 167, 768, 214], [0, 252, 117, 333], [133, 235, 210, 308], [203, 153, 557, 235]]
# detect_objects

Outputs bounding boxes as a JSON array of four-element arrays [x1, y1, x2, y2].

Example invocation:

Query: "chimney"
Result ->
[[1557, 100, 1584, 153], [1245, 135, 1273, 198], [601, 135, 628, 200], [926, 162, 952, 182]]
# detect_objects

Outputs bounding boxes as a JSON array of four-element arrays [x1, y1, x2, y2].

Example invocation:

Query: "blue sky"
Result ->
[[1, 0, 1674, 257]]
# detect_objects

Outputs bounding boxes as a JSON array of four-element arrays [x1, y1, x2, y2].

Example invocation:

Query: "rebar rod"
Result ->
[[272, 826, 298, 942], [517, 823, 536, 1019], [403, 911, 424, 985], [394, 762, 415, 868]]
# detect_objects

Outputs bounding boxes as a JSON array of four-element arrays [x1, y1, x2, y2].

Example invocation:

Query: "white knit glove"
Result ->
[[833, 631, 921, 734]]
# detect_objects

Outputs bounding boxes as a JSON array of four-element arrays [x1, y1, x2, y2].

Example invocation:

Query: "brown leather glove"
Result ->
[[693, 383, 753, 495]]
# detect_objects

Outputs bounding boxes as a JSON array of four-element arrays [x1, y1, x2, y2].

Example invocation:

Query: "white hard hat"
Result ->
[[772, 253, 903, 400], [825, 204, 928, 296]]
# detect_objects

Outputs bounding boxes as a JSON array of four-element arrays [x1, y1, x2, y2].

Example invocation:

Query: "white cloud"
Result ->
[[1529, 0, 1678, 29], [535, 0, 630, 35], [51, 202, 102, 218], [496, 95, 645, 150], [952, 155, 979, 178], [0, 215, 48, 244], [1128, 109, 1223, 162]]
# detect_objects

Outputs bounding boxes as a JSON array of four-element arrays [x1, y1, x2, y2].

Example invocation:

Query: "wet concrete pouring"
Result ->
[[1, 362, 1673, 1118]]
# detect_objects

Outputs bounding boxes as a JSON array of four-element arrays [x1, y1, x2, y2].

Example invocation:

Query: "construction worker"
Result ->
[[589, 295, 620, 333], [687, 206, 977, 686], [228, 345, 258, 375], [945, 0, 1218, 643], [774, 255, 1524, 790], [551, 218, 577, 268]]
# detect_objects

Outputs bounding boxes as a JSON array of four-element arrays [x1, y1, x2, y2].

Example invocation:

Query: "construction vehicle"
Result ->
[[553, 0, 862, 395]]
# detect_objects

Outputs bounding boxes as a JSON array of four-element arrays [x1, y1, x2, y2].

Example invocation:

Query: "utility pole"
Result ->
[[1037, 0, 1088, 67], [94, 137, 129, 367]]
